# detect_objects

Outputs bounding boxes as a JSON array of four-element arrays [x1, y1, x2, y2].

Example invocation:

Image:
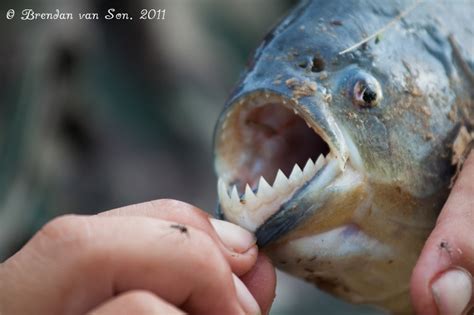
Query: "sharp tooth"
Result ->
[[315, 154, 325, 170], [244, 184, 258, 206], [289, 164, 303, 182], [293, 108, 298, 115], [217, 177, 229, 199], [273, 169, 289, 192], [257, 176, 273, 200], [231, 185, 240, 203], [303, 158, 315, 177], [265, 93, 270, 99], [306, 122, 312, 128]]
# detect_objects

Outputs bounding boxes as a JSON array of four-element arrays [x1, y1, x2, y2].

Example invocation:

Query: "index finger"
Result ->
[[2, 215, 249, 315], [99, 199, 258, 276]]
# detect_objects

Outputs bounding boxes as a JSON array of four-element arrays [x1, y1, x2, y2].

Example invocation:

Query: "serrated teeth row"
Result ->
[[218, 154, 327, 230]]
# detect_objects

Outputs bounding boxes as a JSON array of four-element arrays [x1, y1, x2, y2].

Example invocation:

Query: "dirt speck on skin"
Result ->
[[448, 106, 458, 122], [285, 78, 298, 87], [347, 112, 358, 120], [450, 126, 474, 187], [273, 74, 283, 85], [421, 106, 431, 117], [324, 93, 332, 103], [404, 75, 422, 97], [285, 78, 317, 99], [424, 133, 434, 141], [459, 99, 474, 126], [452, 126, 473, 166], [409, 85, 422, 97]]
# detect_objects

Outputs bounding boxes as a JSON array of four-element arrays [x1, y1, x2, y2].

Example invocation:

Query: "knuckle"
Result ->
[[37, 214, 93, 247]]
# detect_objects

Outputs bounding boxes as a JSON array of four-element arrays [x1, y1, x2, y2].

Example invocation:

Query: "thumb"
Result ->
[[240, 253, 277, 315], [411, 151, 474, 315]]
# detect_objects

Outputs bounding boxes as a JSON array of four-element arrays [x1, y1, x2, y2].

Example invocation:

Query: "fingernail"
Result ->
[[233, 274, 261, 315], [431, 268, 472, 315], [210, 219, 256, 253]]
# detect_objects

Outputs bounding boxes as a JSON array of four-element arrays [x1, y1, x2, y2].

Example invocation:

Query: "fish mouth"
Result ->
[[215, 90, 353, 236]]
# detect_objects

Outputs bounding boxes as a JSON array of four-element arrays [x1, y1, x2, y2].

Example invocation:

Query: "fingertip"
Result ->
[[410, 222, 473, 314], [431, 268, 472, 315], [210, 219, 257, 254], [240, 253, 276, 315]]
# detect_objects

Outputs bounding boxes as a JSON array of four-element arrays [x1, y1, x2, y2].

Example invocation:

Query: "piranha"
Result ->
[[213, 0, 473, 314]]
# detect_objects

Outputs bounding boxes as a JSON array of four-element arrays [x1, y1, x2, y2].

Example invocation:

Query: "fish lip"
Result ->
[[214, 88, 352, 237]]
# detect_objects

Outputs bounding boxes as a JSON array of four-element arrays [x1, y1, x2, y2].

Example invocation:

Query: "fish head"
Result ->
[[213, 0, 448, 311]]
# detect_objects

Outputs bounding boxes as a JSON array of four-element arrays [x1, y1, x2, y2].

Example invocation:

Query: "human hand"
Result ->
[[0, 199, 276, 315], [411, 150, 474, 315]]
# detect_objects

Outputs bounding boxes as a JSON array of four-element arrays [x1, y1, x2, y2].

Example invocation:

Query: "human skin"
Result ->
[[411, 150, 474, 315], [0, 199, 276, 315]]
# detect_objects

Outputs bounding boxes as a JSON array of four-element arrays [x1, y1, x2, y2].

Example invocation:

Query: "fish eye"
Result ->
[[352, 75, 382, 108]]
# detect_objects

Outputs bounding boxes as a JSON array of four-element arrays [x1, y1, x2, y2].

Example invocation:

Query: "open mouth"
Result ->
[[215, 91, 338, 231]]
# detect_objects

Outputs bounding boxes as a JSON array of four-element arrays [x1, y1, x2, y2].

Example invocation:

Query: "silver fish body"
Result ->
[[213, 1, 473, 313]]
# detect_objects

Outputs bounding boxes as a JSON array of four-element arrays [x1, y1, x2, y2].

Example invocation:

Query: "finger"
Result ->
[[99, 199, 258, 276], [240, 253, 277, 315], [87, 290, 184, 315], [411, 150, 474, 315], [1, 215, 256, 315]]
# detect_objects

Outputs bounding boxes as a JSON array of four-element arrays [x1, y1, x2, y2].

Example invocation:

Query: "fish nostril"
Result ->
[[311, 57, 325, 72]]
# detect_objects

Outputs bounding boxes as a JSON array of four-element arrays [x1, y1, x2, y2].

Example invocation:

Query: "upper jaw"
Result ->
[[215, 89, 357, 239]]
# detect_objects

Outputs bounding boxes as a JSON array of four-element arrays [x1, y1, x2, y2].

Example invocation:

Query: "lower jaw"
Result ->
[[218, 155, 366, 247], [255, 161, 366, 247], [218, 155, 336, 226]]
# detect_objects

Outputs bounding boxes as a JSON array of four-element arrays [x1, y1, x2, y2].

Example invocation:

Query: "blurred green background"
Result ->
[[0, 0, 383, 314]]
